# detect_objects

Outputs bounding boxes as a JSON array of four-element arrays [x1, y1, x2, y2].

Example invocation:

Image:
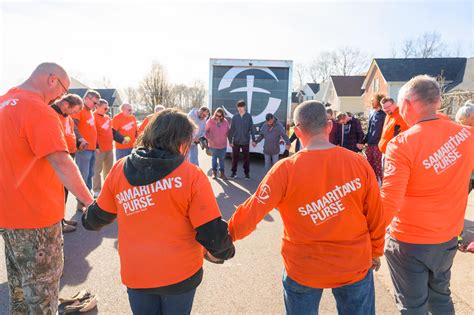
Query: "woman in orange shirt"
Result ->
[[82, 108, 235, 315]]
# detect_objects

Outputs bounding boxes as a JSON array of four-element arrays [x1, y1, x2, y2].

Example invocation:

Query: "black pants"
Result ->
[[231, 144, 250, 175]]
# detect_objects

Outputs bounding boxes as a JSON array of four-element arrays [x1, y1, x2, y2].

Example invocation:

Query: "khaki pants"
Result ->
[[92, 150, 114, 194], [0, 222, 63, 315]]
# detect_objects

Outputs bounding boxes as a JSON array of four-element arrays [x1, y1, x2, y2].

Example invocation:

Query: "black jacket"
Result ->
[[82, 147, 235, 294]]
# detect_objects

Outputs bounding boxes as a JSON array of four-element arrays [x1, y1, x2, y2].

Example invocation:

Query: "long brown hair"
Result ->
[[137, 108, 196, 155], [212, 107, 225, 119]]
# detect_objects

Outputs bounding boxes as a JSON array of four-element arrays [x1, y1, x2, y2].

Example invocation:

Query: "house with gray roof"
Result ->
[[361, 58, 468, 105]]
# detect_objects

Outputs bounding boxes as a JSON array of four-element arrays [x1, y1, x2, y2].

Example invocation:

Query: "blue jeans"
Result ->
[[264, 153, 279, 172], [127, 288, 196, 315], [75, 150, 95, 190], [211, 148, 226, 171], [116, 148, 133, 161], [188, 144, 199, 166], [282, 269, 375, 315]]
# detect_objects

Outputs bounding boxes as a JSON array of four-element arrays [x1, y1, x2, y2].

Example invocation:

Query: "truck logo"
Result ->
[[218, 67, 282, 124]]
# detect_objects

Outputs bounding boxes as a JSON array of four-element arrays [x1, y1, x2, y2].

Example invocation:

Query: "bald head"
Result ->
[[19, 62, 70, 105], [294, 101, 328, 136], [398, 75, 441, 126], [120, 103, 133, 116]]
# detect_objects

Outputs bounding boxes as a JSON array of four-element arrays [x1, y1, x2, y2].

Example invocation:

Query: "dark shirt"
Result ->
[[363, 110, 386, 145], [228, 112, 256, 145], [338, 118, 364, 152]]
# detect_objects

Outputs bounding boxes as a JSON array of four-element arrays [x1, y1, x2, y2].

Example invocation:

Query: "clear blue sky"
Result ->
[[0, 0, 472, 94]]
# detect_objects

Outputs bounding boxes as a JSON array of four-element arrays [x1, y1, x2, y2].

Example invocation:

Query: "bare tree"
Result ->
[[138, 62, 170, 113], [123, 86, 139, 104], [188, 80, 207, 108], [416, 31, 447, 58], [308, 52, 333, 82], [293, 63, 308, 89], [453, 40, 463, 57], [401, 39, 416, 58], [331, 47, 370, 75]]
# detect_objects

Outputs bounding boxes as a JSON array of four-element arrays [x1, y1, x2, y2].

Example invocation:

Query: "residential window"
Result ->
[[373, 79, 379, 92]]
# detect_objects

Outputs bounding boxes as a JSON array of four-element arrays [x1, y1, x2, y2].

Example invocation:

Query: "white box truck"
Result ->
[[208, 58, 293, 154]]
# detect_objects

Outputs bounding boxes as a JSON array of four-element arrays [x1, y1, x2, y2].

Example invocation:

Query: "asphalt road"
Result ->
[[1, 151, 471, 314]]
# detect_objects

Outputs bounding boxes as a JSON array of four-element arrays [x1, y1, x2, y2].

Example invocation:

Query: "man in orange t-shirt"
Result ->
[[92, 99, 127, 197], [51, 93, 84, 232], [113, 103, 137, 160], [229, 101, 385, 315], [72, 89, 100, 211], [381, 75, 474, 314], [0, 63, 93, 314], [378, 97, 409, 154], [137, 104, 165, 137]]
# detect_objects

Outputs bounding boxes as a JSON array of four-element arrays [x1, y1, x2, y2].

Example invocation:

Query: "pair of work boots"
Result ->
[[212, 170, 227, 180]]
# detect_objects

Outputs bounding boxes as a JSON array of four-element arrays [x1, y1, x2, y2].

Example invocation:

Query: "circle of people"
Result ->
[[0, 63, 473, 315]]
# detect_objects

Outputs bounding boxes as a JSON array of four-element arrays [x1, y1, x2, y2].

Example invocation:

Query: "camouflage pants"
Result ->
[[0, 222, 63, 315]]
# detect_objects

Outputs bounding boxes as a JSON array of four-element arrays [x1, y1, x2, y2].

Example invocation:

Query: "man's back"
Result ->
[[0, 88, 68, 228], [229, 146, 384, 288], [382, 118, 474, 244]]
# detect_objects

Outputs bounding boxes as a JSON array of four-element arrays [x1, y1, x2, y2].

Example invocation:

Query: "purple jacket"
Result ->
[[205, 118, 230, 149]]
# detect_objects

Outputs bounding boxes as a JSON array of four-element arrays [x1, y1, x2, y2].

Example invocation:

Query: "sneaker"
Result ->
[[63, 219, 77, 226], [244, 175, 250, 181], [62, 223, 76, 233], [230, 173, 237, 179]]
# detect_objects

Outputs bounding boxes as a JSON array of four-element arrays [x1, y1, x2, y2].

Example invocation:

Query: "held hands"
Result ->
[[78, 138, 89, 150], [371, 257, 381, 272], [123, 136, 131, 144], [252, 142, 257, 148], [356, 143, 365, 150]]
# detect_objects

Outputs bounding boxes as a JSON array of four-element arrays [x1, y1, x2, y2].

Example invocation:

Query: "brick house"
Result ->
[[361, 58, 467, 105]]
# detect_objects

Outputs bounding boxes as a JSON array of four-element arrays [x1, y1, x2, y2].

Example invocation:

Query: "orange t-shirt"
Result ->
[[137, 114, 154, 136], [228, 147, 385, 288], [378, 107, 409, 154], [381, 119, 474, 244], [0, 88, 68, 228], [57, 114, 77, 154], [94, 112, 113, 152], [71, 107, 97, 151], [96, 159, 221, 288], [112, 113, 137, 149]]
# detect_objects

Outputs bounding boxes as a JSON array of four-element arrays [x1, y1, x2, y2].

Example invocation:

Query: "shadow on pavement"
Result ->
[[0, 282, 9, 313], [60, 212, 118, 289]]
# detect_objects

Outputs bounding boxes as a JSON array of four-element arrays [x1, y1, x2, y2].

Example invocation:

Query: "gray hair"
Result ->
[[398, 75, 441, 107], [84, 89, 101, 100], [455, 101, 474, 125], [120, 103, 133, 111], [294, 101, 328, 135]]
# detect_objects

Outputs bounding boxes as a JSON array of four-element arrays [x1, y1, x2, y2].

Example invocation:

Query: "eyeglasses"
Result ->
[[215, 115, 223, 118], [50, 74, 68, 95]]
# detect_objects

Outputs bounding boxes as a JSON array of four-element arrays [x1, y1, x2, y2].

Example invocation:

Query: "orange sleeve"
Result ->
[[361, 159, 385, 258], [138, 117, 149, 134], [24, 107, 68, 158], [228, 161, 288, 241], [188, 168, 222, 228], [96, 163, 121, 214], [381, 137, 411, 226]]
